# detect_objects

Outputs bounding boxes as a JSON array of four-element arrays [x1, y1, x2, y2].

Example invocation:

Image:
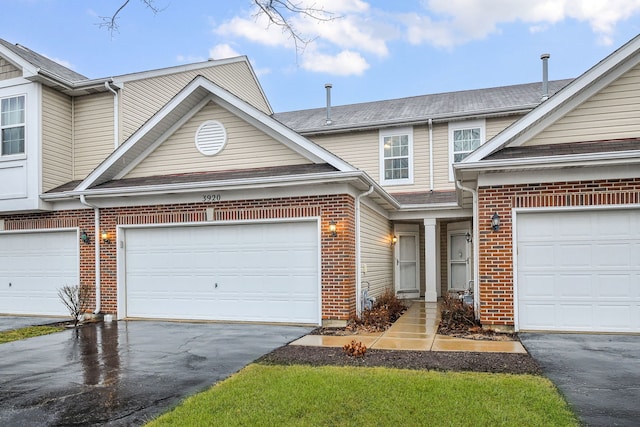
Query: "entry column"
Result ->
[[424, 218, 438, 302]]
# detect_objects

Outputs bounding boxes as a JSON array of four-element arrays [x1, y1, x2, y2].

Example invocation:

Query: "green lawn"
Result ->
[[0, 325, 65, 344], [148, 364, 578, 427]]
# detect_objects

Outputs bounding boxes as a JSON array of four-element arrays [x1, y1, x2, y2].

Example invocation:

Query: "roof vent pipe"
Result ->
[[325, 83, 333, 125], [540, 53, 550, 102]]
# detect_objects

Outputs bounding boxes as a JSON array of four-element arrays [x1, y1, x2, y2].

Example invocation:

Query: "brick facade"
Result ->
[[478, 178, 640, 328], [1, 194, 357, 323]]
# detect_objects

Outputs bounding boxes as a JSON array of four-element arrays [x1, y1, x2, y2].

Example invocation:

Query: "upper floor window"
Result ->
[[1, 95, 25, 156], [380, 127, 413, 186], [449, 119, 485, 180]]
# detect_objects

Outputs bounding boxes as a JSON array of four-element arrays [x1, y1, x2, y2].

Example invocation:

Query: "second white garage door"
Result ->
[[123, 221, 320, 324], [517, 209, 640, 332]]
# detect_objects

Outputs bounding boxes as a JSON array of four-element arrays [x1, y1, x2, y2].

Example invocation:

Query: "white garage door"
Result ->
[[0, 230, 78, 316], [123, 221, 320, 324], [517, 209, 640, 332]]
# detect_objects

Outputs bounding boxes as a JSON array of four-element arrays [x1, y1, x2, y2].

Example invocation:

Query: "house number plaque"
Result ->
[[202, 194, 222, 202]]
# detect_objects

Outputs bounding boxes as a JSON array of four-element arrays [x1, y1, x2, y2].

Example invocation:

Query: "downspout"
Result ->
[[79, 195, 101, 315], [455, 180, 479, 319], [428, 118, 434, 191], [355, 185, 375, 316], [104, 80, 119, 149]]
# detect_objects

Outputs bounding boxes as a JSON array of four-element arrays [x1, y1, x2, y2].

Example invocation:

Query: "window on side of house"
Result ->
[[448, 119, 485, 181], [380, 127, 413, 186], [1, 95, 26, 156]]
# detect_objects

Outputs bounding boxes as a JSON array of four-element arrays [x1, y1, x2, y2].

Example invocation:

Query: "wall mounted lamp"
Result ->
[[328, 221, 337, 237], [391, 235, 398, 247], [491, 213, 501, 232], [80, 230, 90, 245], [101, 231, 111, 244]]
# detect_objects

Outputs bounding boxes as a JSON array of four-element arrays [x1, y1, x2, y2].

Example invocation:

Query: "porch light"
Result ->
[[328, 221, 337, 237], [491, 213, 501, 231], [80, 230, 90, 245], [391, 235, 398, 246], [101, 230, 111, 244]]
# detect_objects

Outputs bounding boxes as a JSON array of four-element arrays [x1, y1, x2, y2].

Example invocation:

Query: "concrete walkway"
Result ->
[[292, 301, 526, 353]]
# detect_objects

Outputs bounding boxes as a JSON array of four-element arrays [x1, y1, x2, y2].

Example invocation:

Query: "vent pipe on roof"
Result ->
[[325, 83, 333, 125], [540, 53, 550, 102]]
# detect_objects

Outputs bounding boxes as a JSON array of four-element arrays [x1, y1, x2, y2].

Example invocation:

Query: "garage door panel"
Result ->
[[124, 221, 319, 323], [517, 209, 640, 332], [0, 231, 78, 316]]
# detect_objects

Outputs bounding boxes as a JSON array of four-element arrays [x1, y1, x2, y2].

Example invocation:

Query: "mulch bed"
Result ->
[[257, 345, 541, 375]]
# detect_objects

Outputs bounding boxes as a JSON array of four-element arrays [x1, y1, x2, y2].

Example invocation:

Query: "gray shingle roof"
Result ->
[[274, 79, 573, 133], [0, 39, 88, 82], [485, 138, 640, 160]]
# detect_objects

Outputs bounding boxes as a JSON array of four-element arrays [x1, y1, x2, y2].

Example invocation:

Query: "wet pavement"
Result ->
[[0, 320, 312, 426], [0, 316, 68, 332], [520, 333, 640, 426]]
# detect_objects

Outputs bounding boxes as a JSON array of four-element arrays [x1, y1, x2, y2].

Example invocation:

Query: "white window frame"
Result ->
[[0, 94, 26, 157], [379, 126, 414, 186], [448, 119, 485, 181]]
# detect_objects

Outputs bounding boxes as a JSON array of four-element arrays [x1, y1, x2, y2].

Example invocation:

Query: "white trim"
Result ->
[[477, 164, 640, 186], [379, 126, 414, 186], [116, 217, 322, 324], [449, 119, 485, 181]]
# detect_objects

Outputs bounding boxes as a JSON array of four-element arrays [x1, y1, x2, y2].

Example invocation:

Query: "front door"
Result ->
[[448, 228, 470, 291], [394, 225, 420, 298]]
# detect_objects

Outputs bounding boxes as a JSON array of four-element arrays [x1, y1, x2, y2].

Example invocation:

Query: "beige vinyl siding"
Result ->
[[73, 92, 114, 179], [126, 102, 310, 178], [120, 62, 270, 141], [526, 63, 640, 145], [41, 87, 73, 191], [486, 115, 520, 139], [360, 203, 393, 299], [0, 56, 20, 80], [431, 122, 453, 190], [311, 130, 378, 178]]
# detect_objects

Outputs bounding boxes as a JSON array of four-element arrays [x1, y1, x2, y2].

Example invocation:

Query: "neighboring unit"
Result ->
[[0, 35, 637, 332]]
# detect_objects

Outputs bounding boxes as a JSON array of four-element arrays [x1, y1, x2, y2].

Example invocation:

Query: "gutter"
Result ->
[[355, 185, 375, 316], [455, 180, 479, 320], [105, 80, 119, 149], [79, 195, 101, 315]]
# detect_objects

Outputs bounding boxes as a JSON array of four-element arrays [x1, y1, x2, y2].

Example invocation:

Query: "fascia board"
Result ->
[[464, 35, 640, 163], [455, 150, 640, 172], [110, 57, 249, 84]]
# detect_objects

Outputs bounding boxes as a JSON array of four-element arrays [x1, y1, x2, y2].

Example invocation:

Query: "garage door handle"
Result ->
[[214, 282, 218, 288], [8, 282, 11, 287]]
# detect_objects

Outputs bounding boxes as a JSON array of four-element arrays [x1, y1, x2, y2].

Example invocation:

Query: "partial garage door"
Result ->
[[517, 209, 640, 332], [123, 221, 320, 324], [0, 230, 78, 316]]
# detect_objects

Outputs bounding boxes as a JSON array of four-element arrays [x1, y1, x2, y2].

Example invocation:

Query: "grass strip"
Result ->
[[0, 325, 65, 344], [148, 364, 578, 427]]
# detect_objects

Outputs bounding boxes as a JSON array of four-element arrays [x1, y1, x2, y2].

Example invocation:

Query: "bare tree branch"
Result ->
[[99, 0, 339, 55]]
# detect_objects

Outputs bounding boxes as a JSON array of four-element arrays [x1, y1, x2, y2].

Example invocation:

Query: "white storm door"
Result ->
[[123, 221, 320, 324], [0, 230, 78, 316], [448, 232, 470, 291], [396, 233, 420, 294]]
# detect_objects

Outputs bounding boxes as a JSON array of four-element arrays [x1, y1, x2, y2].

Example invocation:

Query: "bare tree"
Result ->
[[58, 284, 91, 328], [99, 0, 337, 53]]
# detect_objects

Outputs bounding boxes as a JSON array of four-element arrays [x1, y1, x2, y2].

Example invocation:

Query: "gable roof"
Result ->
[[76, 76, 356, 192], [273, 79, 572, 134], [0, 39, 88, 82], [463, 34, 640, 164]]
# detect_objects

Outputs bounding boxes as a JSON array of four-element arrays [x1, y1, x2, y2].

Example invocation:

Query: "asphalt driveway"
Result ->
[[0, 320, 312, 426], [520, 333, 640, 426]]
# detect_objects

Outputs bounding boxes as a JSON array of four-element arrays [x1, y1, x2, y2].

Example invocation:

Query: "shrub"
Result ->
[[342, 340, 367, 357], [348, 288, 407, 332], [58, 284, 91, 328], [438, 293, 480, 334]]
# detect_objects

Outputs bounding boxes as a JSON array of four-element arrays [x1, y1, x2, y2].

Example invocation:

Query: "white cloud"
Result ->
[[406, 0, 640, 47], [301, 49, 369, 75], [209, 43, 241, 59]]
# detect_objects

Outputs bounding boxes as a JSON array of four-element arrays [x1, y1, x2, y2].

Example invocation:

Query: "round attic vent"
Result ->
[[195, 120, 227, 156]]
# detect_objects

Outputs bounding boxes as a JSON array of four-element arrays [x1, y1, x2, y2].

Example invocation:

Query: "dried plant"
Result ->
[[342, 340, 367, 358], [58, 284, 91, 328]]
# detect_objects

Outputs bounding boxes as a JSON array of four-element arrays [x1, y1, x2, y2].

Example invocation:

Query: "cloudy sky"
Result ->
[[2, 1, 640, 111]]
